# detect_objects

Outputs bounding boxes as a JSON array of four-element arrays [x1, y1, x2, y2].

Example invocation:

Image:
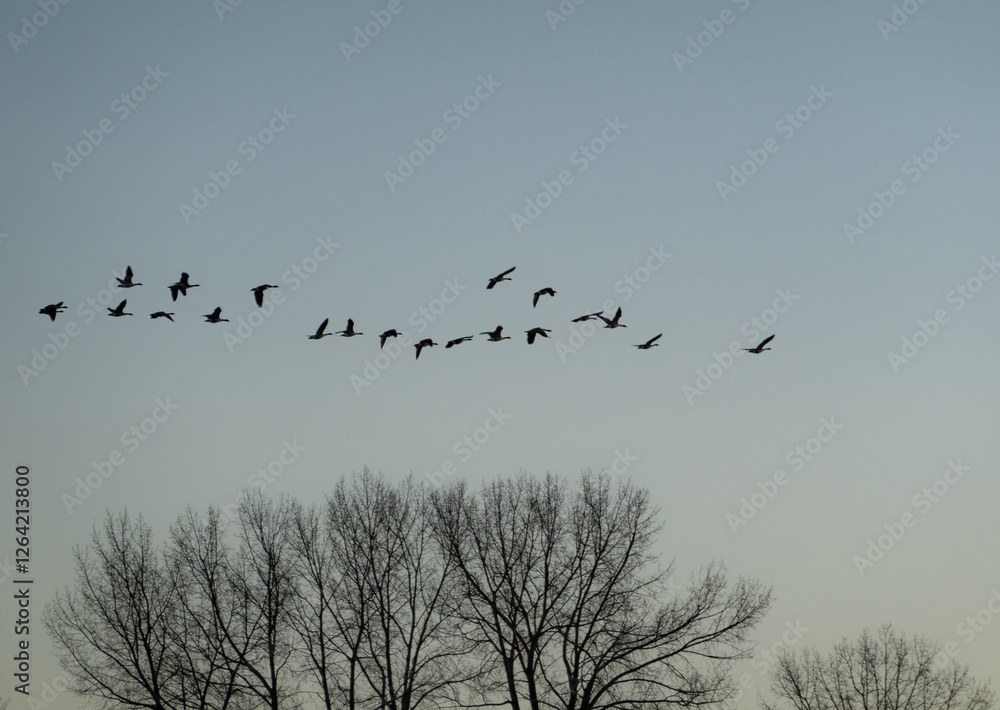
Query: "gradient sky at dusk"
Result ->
[[2, 1, 999, 706]]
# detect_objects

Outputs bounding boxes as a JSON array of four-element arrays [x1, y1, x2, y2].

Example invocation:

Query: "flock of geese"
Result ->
[[38, 266, 776, 359]]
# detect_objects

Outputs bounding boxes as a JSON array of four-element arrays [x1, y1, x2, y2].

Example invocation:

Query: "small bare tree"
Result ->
[[762, 624, 995, 710], [44, 511, 179, 710]]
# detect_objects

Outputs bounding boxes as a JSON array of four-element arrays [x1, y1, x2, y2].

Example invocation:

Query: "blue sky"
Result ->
[[2, 1, 999, 706]]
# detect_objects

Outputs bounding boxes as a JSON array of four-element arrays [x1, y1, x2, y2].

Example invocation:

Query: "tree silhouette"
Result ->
[[431, 471, 773, 710], [289, 469, 475, 710], [169, 492, 300, 710], [166, 505, 245, 710], [46, 470, 772, 710], [43, 511, 180, 710], [762, 624, 995, 710]]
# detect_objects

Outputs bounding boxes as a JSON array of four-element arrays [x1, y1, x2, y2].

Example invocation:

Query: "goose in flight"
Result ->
[[308, 318, 333, 340], [337, 318, 362, 337], [597, 307, 626, 328], [414, 338, 437, 359], [743, 334, 775, 354], [116, 266, 142, 288], [251, 284, 279, 307], [169, 272, 199, 301], [532, 288, 556, 307], [480, 325, 510, 342], [108, 300, 133, 317], [150, 311, 175, 322], [203, 307, 229, 323], [525, 327, 552, 344], [571, 311, 604, 323], [487, 266, 515, 289], [379, 329, 400, 349], [634, 334, 662, 350], [39, 302, 67, 321], [446, 336, 474, 348]]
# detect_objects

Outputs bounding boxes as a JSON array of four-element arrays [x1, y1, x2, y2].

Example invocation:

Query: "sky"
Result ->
[[1, 0, 999, 707]]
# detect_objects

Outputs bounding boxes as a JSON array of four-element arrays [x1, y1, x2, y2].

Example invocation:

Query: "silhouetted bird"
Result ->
[[309, 318, 333, 340], [337, 318, 362, 337], [744, 334, 775, 354], [251, 284, 279, 307], [525, 327, 552, 344], [108, 300, 133, 317], [446, 336, 474, 348], [379, 329, 399, 349], [597, 307, 626, 328], [39, 302, 66, 321], [532, 288, 556, 307], [203, 307, 229, 323], [634, 334, 662, 350], [150, 311, 175, 322], [414, 338, 437, 359], [487, 266, 515, 289], [480, 325, 510, 341], [169, 272, 199, 301], [571, 311, 604, 322], [116, 266, 142, 288]]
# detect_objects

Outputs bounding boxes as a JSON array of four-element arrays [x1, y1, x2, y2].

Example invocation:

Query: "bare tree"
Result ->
[[432, 471, 572, 710], [227, 490, 300, 710], [43, 511, 179, 710], [286, 499, 345, 710], [167, 504, 250, 710], [761, 624, 995, 710], [166, 493, 302, 710], [45, 470, 774, 710], [321, 469, 476, 710], [432, 470, 772, 710]]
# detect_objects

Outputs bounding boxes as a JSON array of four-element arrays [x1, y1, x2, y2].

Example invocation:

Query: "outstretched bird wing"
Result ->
[[488, 267, 515, 288]]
